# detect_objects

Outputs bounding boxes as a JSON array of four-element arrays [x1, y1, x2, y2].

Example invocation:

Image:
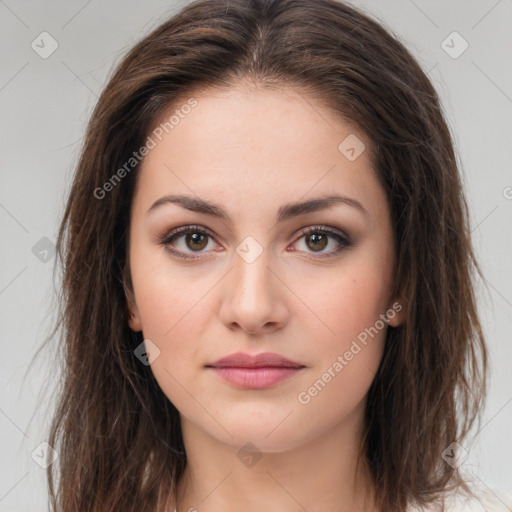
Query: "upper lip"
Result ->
[[206, 352, 304, 369]]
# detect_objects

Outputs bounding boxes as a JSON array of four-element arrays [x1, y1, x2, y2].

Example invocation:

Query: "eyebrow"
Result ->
[[147, 193, 368, 222]]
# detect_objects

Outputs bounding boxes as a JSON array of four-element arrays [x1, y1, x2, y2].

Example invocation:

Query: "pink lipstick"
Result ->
[[206, 351, 305, 389]]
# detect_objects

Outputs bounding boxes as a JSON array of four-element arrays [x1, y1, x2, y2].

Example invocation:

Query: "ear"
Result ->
[[127, 292, 143, 332], [385, 297, 406, 327], [122, 262, 142, 332]]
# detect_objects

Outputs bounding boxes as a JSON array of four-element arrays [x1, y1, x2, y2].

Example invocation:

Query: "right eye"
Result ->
[[160, 225, 221, 260]]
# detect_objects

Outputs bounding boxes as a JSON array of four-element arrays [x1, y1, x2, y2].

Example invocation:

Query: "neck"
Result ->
[[174, 401, 378, 512]]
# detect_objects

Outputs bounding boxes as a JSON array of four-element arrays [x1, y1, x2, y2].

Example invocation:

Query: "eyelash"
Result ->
[[160, 224, 352, 261]]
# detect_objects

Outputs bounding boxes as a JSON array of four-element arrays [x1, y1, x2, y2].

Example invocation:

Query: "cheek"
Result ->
[[131, 263, 213, 412], [130, 251, 219, 379], [301, 258, 392, 345], [294, 268, 389, 427], [294, 251, 392, 389], [130, 245, 207, 336]]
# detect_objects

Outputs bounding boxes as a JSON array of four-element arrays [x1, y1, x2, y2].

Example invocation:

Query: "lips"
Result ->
[[205, 352, 306, 389], [206, 351, 304, 369]]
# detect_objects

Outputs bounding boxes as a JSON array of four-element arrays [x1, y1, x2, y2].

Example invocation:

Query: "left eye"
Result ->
[[293, 227, 350, 257], [161, 225, 351, 260]]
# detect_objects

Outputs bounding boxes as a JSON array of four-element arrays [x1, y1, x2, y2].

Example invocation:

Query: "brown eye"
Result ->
[[161, 225, 218, 260], [292, 226, 352, 259], [184, 232, 208, 251], [305, 232, 328, 252]]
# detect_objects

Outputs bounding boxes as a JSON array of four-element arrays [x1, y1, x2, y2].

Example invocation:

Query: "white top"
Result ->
[[172, 489, 511, 512], [408, 488, 511, 511]]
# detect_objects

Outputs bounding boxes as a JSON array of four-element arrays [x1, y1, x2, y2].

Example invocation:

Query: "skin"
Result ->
[[127, 82, 405, 512]]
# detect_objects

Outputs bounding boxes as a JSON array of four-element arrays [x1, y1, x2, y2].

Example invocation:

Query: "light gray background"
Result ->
[[1, 0, 511, 510]]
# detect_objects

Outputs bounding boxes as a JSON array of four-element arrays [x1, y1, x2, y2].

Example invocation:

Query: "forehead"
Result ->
[[135, 83, 386, 223], [149, 83, 371, 162]]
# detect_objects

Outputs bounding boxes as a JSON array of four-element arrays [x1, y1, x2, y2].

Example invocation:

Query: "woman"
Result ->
[[44, 0, 489, 510]]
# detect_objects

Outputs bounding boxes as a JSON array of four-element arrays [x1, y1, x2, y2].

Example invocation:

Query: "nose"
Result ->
[[218, 245, 290, 335]]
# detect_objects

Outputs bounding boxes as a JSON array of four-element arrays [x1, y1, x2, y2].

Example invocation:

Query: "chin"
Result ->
[[200, 412, 318, 454]]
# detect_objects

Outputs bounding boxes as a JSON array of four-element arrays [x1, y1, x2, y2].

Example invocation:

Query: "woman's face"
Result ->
[[127, 83, 404, 452]]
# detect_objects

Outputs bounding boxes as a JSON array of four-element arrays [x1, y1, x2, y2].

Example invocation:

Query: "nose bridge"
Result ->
[[219, 235, 289, 333], [232, 236, 274, 305]]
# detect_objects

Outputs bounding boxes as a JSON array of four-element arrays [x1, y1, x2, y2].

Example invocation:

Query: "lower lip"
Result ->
[[208, 366, 304, 389]]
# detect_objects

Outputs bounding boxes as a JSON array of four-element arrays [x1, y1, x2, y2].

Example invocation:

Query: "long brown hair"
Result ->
[[38, 0, 488, 510]]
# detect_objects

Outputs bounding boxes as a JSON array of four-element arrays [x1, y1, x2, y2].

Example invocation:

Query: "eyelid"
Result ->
[[295, 224, 351, 245], [161, 224, 216, 241], [160, 224, 221, 256]]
